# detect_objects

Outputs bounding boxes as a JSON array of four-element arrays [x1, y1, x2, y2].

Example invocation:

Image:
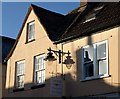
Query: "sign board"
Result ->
[[50, 76, 63, 96]]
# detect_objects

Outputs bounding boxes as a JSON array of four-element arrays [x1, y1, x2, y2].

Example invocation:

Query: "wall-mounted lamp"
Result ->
[[44, 47, 75, 69]]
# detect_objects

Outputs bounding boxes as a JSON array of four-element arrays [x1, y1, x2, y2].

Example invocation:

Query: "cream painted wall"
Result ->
[[5, 9, 62, 97], [60, 27, 119, 97], [5, 8, 120, 97], [118, 26, 120, 87]]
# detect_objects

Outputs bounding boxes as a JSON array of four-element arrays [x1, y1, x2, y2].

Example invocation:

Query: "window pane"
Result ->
[[17, 62, 24, 75], [28, 32, 34, 40], [84, 45, 93, 62], [84, 62, 94, 77], [41, 57, 45, 69], [17, 75, 24, 82], [36, 71, 42, 84], [17, 64, 20, 75], [18, 81, 24, 88], [17, 75, 24, 88], [16, 61, 24, 88], [35, 57, 38, 70], [34, 55, 45, 84], [97, 43, 106, 59], [28, 22, 35, 41], [99, 60, 107, 76], [21, 63, 24, 74], [29, 24, 34, 32], [18, 82, 21, 88], [28, 32, 31, 39], [38, 58, 42, 69], [17, 76, 20, 82], [35, 56, 44, 70], [41, 70, 45, 83], [35, 58, 40, 70]]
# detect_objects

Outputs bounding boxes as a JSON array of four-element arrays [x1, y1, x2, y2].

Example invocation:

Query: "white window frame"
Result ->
[[34, 54, 45, 85], [82, 40, 108, 80], [27, 21, 35, 42], [16, 60, 25, 88]]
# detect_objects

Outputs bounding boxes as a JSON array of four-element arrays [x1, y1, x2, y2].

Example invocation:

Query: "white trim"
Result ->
[[93, 44, 97, 78], [94, 5, 104, 11], [97, 40, 108, 76], [34, 54, 45, 85], [28, 21, 35, 42], [81, 40, 108, 81], [16, 60, 25, 88], [29, 21, 35, 25], [16, 60, 25, 65], [80, 74, 111, 82], [81, 48, 84, 80], [83, 17, 96, 23]]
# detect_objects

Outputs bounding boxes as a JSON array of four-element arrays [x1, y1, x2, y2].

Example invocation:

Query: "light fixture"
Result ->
[[44, 47, 75, 69], [63, 51, 75, 69], [44, 48, 56, 61]]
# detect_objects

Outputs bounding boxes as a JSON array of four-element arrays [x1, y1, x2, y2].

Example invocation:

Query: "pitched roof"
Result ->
[[31, 4, 65, 41], [5, 4, 78, 61], [55, 2, 120, 44], [6, 3, 120, 61], [31, 4, 79, 41], [0, 36, 15, 63]]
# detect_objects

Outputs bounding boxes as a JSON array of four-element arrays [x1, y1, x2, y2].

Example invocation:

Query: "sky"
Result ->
[[2, 2, 80, 39]]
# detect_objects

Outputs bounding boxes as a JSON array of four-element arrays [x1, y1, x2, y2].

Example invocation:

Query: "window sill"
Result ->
[[80, 75, 111, 82], [25, 39, 35, 44], [31, 84, 45, 89], [13, 88, 24, 92]]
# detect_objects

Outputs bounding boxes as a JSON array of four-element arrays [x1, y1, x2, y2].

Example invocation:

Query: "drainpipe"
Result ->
[[61, 43, 66, 97]]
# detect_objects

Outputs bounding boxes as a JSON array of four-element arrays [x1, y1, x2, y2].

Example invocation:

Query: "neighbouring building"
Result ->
[[0, 36, 15, 99], [5, 2, 120, 98]]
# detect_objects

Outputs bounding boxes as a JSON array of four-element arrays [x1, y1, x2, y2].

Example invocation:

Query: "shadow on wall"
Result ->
[[3, 36, 120, 98], [63, 35, 119, 97], [3, 71, 120, 98]]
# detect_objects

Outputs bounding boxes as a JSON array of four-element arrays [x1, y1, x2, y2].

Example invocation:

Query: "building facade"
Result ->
[[5, 2, 120, 98]]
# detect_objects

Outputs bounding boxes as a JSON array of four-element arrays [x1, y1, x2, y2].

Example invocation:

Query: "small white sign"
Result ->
[[50, 76, 63, 96]]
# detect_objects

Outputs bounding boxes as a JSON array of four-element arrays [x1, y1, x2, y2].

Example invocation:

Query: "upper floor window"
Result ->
[[83, 5, 104, 23], [16, 60, 25, 88], [34, 54, 45, 85], [27, 21, 35, 42], [82, 40, 108, 80]]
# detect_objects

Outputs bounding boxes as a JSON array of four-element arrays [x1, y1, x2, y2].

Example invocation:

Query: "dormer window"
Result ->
[[27, 21, 35, 42], [83, 5, 104, 23], [83, 13, 96, 23]]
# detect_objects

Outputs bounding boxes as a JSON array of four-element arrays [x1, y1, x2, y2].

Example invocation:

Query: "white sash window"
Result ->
[[27, 21, 35, 42], [34, 54, 45, 85], [16, 60, 25, 88], [82, 40, 108, 80]]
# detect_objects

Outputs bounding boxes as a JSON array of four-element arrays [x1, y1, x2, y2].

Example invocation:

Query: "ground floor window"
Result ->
[[34, 54, 45, 85], [16, 60, 25, 88]]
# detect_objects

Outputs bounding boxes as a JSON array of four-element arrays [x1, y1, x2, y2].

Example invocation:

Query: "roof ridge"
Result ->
[[67, 4, 87, 15]]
